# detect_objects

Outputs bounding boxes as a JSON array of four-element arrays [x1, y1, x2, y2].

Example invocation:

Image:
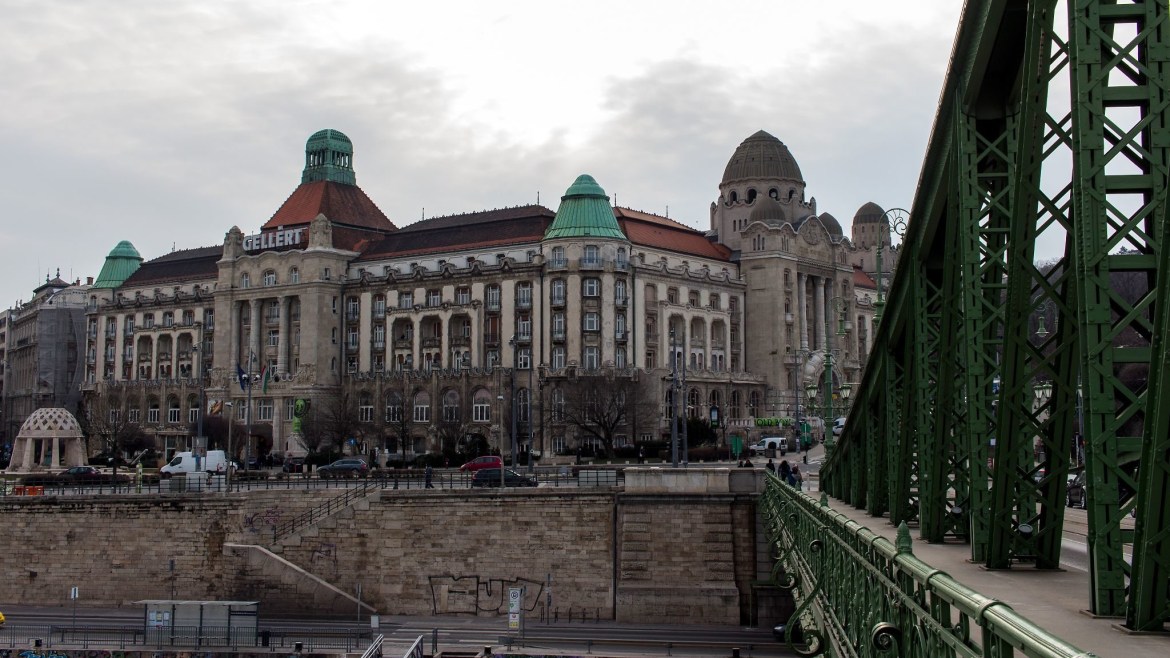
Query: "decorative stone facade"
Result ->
[[75, 128, 891, 463]]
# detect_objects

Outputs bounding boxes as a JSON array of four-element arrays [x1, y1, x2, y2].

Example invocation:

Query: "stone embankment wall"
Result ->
[[0, 469, 764, 625]]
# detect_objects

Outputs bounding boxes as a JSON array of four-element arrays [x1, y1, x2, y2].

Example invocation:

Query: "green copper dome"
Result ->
[[92, 240, 143, 289], [544, 175, 627, 240], [302, 129, 357, 185]]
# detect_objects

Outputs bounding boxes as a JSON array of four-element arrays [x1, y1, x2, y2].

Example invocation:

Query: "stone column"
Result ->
[[278, 296, 291, 375], [250, 299, 262, 361], [815, 277, 827, 351], [229, 300, 240, 367], [52, 437, 60, 468], [798, 273, 808, 351]]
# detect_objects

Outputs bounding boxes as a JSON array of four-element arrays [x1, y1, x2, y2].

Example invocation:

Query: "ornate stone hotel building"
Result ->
[[63, 129, 892, 462]]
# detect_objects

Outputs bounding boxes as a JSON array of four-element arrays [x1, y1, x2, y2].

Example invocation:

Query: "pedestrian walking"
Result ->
[[425, 464, 434, 489], [779, 459, 791, 482], [766, 458, 775, 474], [792, 465, 803, 490]]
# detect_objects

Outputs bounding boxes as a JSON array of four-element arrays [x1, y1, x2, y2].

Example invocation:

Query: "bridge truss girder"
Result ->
[[822, 0, 1170, 629]]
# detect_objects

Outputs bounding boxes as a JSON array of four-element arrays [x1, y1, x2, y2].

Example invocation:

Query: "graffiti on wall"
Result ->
[[427, 574, 544, 615], [241, 506, 283, 534]]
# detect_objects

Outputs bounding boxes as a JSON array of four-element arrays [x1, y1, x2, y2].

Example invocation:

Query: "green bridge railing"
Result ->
[[761, 473, 1098, 658]]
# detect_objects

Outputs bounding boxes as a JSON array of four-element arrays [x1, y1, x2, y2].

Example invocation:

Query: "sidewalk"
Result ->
[[804, 457, 1167, 658]]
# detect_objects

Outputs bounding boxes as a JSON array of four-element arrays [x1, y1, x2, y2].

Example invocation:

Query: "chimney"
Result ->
[[87, 276, 94, 285]]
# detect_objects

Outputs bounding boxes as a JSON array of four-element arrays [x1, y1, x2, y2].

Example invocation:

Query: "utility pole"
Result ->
[[670, 328, 679, 468]]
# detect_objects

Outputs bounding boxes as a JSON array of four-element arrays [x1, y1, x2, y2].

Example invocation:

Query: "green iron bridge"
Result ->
[[761, 0, 1170, 655]]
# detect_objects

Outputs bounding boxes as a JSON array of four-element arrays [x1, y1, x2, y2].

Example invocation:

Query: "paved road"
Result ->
[[0, 606, 790, 657]]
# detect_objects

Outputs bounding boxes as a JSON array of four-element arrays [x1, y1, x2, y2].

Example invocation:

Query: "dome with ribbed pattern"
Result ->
[[722, 130, 803, 185], [544, 175, 627, 240]]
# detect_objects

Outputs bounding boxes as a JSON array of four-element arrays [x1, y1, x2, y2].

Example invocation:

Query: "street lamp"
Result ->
[[191, 322, 206, 449], [508, 336, 518, 469], [669, 327, 681, 468], [875, 208, 910, 325], [225, 401, 234, 491]]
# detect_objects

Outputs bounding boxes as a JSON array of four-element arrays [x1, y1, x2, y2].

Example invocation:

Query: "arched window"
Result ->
[[167, 396, 182, 424], [263, 270, 277, 286], [473, 390, 491, 422], [290, 267, 300, 284], [240, 272, 251, 289], [385, 392, 403, 422], [687, 389, 700, 418], [442, 390, 460, 422], [747, 188, 757, 203], [552, 388, 565, 421], [518, 388, 530, 422], [413, 391, 431, 422], [748, 391, 760, 418]]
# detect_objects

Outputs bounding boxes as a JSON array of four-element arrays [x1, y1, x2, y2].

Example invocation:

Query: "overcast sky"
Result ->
[[0, 0, 963, 309]]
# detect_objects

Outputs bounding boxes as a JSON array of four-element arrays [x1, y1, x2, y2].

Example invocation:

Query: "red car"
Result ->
[[460, 456, 503, 472]]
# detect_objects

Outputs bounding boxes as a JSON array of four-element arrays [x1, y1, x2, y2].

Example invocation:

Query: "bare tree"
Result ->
[[302, 389, 365, 458], [555, 370, 657, 458], [77, 394, 151, 476]]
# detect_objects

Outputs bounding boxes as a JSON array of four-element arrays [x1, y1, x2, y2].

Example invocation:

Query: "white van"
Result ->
[[749, 436, 788, 456], [160, 450, 231, 478], [832, 417, 847, 436]]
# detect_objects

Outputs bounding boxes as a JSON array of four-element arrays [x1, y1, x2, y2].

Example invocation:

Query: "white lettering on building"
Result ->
[[243, 228, 304, 251]]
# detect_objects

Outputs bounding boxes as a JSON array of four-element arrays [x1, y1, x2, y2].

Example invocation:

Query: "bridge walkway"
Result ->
[[799, 442, 1167, 658]]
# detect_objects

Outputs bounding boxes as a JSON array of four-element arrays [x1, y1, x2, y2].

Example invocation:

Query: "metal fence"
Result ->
[[0, 624, 374, 652], [760, 472, 1099, 658], [1, 466, 627, 498]]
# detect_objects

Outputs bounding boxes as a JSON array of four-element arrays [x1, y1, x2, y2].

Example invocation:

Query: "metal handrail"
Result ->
[[272, 478, 385, 541], [760, 472, 1099, 658]]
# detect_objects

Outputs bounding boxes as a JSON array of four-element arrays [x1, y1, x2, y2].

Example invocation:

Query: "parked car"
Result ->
[[1066, 470, 1086, 508], [282, 456, 306, 473], [317, 458, 370, 478], [471, 468, 537, 488], [460, 455, 504, 472], [59, 466, 121, 482]]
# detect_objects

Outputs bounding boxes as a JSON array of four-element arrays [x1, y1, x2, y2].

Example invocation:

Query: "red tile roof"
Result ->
[[854, 265, 877, 289], [359, 208, 553, 261], [354, 205, 731, 263], [263, 181, 397, 232], [616, 208, 731, 261], [123, 246, 221, 286]]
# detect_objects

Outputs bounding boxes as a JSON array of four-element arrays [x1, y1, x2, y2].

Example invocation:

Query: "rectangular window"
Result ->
[[359, 402, 374, 423], [615, 347, 627, 369], [486, 350, 500, 368], [268, 329, 279, 347], [413, 400, 430, 423], [518, 347, 532, 369], [583, 278, 600, 297], [399, 291, 414, 309], [584, 346, 600, 370], [386, 400, 403, 423], [109, 409, 121, 424], [553, 435, 566, 453], [517, 315, 532, 340], [552, 346, 566, 369], [189, 406, 199, 424], [258, 399, 274, 421], [552, 313, 565, 339], [486, 286, 501, 310], [128, 408, 140, 423], [584, 312, 600, 332], [373, 355, 385, 372], [148, 407, 160, 423], [286, 399, 296, 421], [428, 289, 442, 307], [516, 283, 532, 308], [456, 287, 471, 305]]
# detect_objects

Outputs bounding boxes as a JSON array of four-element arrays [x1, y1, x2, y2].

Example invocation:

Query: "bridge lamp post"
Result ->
[[804, 382, 819, 444]]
